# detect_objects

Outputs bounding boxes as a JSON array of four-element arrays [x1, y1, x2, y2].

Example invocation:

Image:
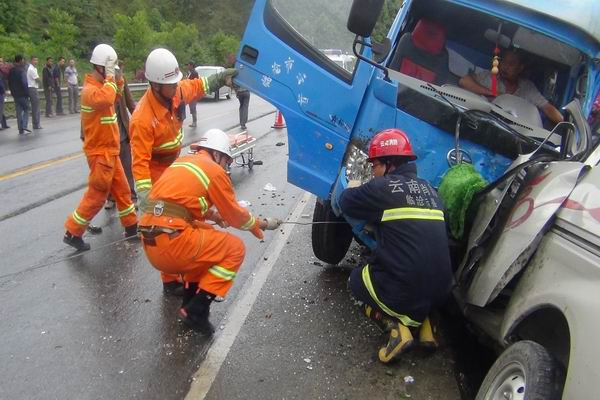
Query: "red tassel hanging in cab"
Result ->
[[491, 45, 500, 96]]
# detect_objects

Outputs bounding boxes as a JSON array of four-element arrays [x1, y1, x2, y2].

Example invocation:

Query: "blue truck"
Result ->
[[236, 1, 600, 398]]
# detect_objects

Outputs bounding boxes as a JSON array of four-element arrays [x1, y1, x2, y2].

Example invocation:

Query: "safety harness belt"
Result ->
[[141, 199, 193, 222]]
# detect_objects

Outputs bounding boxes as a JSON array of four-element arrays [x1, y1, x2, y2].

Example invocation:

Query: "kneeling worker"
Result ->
[[139, 129, 281, 333], [339, 129, 452, 363]]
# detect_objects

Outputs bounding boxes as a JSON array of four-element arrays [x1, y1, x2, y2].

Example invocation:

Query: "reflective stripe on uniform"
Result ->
[[200, 76, 209, 93], [240, 214, 256, 230], [199, 197, 209, 215], [208, 265, 236, 281], [80, 105, 94, 113], [100, 113, 118, 125], [381, 207, 444, 222], [361, 265, 421, 327], [104, 81, 118, 93], [170, 162, 210, 189], [71, 210, 89, 226], [135, 179, 152, 191], [118, 204, 136, 217], [153, 128, 184, 151]]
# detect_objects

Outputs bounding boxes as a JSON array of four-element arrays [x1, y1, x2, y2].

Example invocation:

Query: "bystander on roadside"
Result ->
[[0, 57, 10, 130], [8, 55, 31, 135], [42, 57, 54, 118], [65, 59, 79, 114], [27, 56, 42, 130], [53, 56, 65, 115]]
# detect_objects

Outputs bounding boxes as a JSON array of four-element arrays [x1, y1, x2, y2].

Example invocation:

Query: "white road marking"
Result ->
[[185, 191, 313, 400]]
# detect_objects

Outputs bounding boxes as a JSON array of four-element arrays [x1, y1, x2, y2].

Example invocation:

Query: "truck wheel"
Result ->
[[311, 199, 353, 265], [476, 341, 564, 400]]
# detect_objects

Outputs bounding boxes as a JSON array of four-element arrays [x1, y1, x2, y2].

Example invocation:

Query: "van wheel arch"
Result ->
[[505, 306, 570, 369]]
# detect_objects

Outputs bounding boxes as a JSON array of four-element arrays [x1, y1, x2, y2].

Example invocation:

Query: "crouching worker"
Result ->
[[339, 129, 452, 363], [139, 129, 281, 334]]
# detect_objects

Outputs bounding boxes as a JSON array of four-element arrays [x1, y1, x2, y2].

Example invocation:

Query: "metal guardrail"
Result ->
[[3, 82, 149, 104]]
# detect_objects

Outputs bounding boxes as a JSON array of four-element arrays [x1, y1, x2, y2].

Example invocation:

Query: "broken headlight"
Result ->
[[344, 144, 373, 184]]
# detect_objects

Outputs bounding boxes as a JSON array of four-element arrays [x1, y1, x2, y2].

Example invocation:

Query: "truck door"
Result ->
[[235, 0, 375, 198]]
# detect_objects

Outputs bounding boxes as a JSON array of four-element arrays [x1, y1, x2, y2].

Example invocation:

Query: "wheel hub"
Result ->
[[486, 362, 526, 400]]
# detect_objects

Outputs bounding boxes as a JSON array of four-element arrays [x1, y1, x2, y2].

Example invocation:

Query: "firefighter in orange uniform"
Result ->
[[139, 129, 281, 334], [63, 44, 137, 251], [130, 48, 237, 295]]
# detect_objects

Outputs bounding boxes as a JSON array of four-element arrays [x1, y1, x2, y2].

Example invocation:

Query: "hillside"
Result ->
[[0, 0, 254, 70], [0, 0, 400, 72]]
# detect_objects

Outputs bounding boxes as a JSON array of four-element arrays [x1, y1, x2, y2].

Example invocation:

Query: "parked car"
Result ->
[[195, 66, 233, 101], [236, 0, 600, 399]]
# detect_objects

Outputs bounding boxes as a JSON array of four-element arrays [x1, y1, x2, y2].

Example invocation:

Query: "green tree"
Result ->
[[43, 9, 80, 59], [0, 0, 28, 34], [154, 21, 200, 65], [148, 8, 164, 31], [114, 10, 153, 71], [0, 27, 37, 60], [207, 32, 240, 66], [372, 0, 403, 43]]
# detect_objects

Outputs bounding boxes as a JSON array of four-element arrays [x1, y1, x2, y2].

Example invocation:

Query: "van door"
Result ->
[[235, 0, 376, 198]]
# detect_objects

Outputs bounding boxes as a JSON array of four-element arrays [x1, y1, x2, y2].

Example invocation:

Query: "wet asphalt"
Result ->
[[0, 95, 468, 399]]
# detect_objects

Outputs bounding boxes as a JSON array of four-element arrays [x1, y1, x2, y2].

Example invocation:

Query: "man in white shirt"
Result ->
[[64, 59, 79, 114], [27, 56, 42, 130]]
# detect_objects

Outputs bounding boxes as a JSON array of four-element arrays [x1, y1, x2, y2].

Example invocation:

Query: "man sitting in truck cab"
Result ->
[[459, 48, 564, 125], [339, 129, 453, 363]]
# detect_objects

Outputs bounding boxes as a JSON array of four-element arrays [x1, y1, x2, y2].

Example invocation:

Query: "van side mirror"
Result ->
[[347, 0, 385, 37]]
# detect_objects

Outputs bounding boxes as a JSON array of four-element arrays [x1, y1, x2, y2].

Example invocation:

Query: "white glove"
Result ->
[[347, 180, 362, 188], [263, 217, 282, 230], [105, 56, 118, 78]]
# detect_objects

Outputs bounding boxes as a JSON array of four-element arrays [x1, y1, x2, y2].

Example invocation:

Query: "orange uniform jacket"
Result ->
[[80, 75, 124, 155], [130, 78, 209, 193], [140, 151, 260, 233]]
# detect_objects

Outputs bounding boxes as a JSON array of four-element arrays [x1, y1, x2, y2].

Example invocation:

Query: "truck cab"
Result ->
[[236, 0, 600, 398]]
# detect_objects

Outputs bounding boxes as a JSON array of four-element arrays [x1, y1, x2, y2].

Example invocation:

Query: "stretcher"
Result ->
[[190, 130, 260, 170]]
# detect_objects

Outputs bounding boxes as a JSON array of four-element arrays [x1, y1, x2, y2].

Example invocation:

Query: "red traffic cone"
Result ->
[[272, 110, 286, 129]]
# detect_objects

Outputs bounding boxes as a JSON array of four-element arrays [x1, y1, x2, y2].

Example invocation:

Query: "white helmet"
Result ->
[[90, 44, 117, 66], [145, 48, 182, 84], [199, 129, 232, 158]]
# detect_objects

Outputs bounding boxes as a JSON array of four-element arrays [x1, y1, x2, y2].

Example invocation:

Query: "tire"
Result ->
[[311, 199, 353, 264], [476, 341, 564, 400]]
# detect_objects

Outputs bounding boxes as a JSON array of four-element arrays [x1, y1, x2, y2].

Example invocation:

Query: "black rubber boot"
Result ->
[[181, 282, 199, 307], [63, 231, 91, 251], [163, 281, 185, 297], [178, 289, 215, 335], [124, 223, 139, 239]]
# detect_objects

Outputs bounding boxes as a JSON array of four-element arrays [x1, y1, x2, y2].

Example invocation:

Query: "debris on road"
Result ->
[[263, 183, 277, 192], [303, 358, 311, 363], [276, 142, 285, 146], [238, 200, 252, 208], [404, 375, 415, 384]]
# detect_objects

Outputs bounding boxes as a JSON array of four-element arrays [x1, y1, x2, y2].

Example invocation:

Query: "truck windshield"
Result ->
[[271, 0, 358, 75], [387, 0, 588, 143]]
